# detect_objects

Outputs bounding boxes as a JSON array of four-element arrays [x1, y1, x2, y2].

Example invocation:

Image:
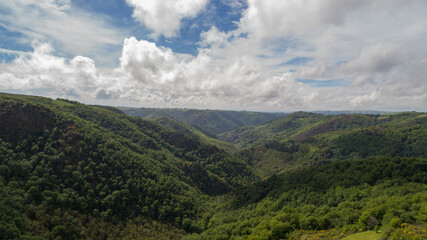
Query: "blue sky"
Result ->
[[0, 0, 246, 62], [0, 0, 426, 111], [296, 79, 348, 88]]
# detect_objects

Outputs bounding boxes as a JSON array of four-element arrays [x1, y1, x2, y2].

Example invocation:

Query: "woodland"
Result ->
[[0, 92, 426, 239]]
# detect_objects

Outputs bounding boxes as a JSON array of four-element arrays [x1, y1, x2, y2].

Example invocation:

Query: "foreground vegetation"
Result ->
[[183, 157, 427, 239], [0, 93, 255, 239], [0, 93, 426, 239]]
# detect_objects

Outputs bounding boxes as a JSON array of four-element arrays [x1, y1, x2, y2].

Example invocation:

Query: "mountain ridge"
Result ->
[[120, 107, 287, 135]]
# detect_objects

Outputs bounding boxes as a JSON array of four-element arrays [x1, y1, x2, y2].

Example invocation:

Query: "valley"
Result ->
[[0, 93, 426, 240]]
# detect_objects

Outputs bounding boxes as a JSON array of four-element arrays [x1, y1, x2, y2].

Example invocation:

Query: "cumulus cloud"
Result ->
[[1, 0, 426, 111], [0, 0, 126, 66], [104, 37, 336, 110], [238, 0, 417, 40], [126, 0, 209, 38], [0, 41, 97, 96], [120, 37, 182, 85], [0, 37, 313, 110], [200, 26, 232, 47], [227, 0, 427, 110]]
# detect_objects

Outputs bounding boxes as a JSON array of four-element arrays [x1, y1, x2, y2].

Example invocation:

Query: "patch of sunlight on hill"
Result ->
[[341, 231, 383, 240]]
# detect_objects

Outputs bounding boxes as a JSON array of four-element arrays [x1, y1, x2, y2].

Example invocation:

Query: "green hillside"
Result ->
[[0, 93, 256, 239], [184, 157, 427, 240], [1, 93, 426, 240], [219, 112, 328, 147], [152, 117, 238, 152], [219, 111, 427, 147], [221, 112, 427, 178], [120, 107, 287, 135]]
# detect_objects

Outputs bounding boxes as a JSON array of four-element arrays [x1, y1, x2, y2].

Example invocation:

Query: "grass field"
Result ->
[[342, 231, 383, 240]]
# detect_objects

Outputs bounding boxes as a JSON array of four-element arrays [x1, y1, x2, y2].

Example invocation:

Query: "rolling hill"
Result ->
[[1, 93, 426, 240], [0, 93, 256, 239], [120, 107, 287, 135], [222, 111, 427, 178]]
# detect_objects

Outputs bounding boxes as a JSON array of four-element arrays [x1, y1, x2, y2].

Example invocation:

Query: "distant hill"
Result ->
[[120, 107, 287, 135], [151, 117, 238, 152], [220, 111, 427, 178], [311, 110, 392, 115], [219, 112, 330, 147]]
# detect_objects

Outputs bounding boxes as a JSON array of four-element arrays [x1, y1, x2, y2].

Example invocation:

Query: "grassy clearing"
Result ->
[[342, 231, 383, 240]]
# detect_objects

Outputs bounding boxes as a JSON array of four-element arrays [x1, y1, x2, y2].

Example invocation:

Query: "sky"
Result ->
[[0, 0, 426, 112]]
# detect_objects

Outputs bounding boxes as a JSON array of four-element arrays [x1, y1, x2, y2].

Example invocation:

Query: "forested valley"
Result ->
[[1, 93, 426, 240]]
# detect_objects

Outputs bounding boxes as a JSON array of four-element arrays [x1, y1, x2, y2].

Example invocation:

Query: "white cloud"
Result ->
[[227, 0, 427, 110], [238, 0, 418, 41], [126, 0, 209, 38], [0, 0, 126, 66], [0, 37, 312, 110], [111, 37, 320, 110], [120, 37, 182, 85], [341, 43, 402, 74], [200, 26, 232, 47], [0, 41, 97, 93], [1, 1, 426, 111]]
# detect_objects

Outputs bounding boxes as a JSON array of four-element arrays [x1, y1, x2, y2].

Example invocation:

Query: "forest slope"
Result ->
[[121, 107, 286, 135], [1, 93, 426, 240], [0, 93, 256, 239], [184, 157, 427, 240], [222, 112, 427, 178]]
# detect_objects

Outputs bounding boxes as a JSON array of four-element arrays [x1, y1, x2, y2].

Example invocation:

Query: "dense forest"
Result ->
[[120, 107, 287, 135], [0, 93, 426, 239]]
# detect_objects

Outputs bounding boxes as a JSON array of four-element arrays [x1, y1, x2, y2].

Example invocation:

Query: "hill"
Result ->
[[0, 93, 256, 239], [221, 111, 427, 178], [151, 117, 239, 152], [184, 156, 427, 240], [120, 107, 287, 135], [1, 93, 426, 240], [311, 110, 391, 115]]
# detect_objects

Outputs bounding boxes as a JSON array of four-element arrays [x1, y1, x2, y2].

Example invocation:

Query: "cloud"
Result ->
[[0, 37, 312, 110], [111, 37, 319, 109], [126, 0, 209, 38], [1, 1, 426, 111], [0, 0, 126, 66], [200, 26, 232, 47], [1, 34, 426, 111], [0, 41, 97, 94], [239, 0, 363, 40], [227, 0, 427, 110], [223, 0, 246, 10], [234, 0, 426, 66], [238, 0, 418, 41], [340, 43, 403, 74], [120, 37, 182, 85]]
